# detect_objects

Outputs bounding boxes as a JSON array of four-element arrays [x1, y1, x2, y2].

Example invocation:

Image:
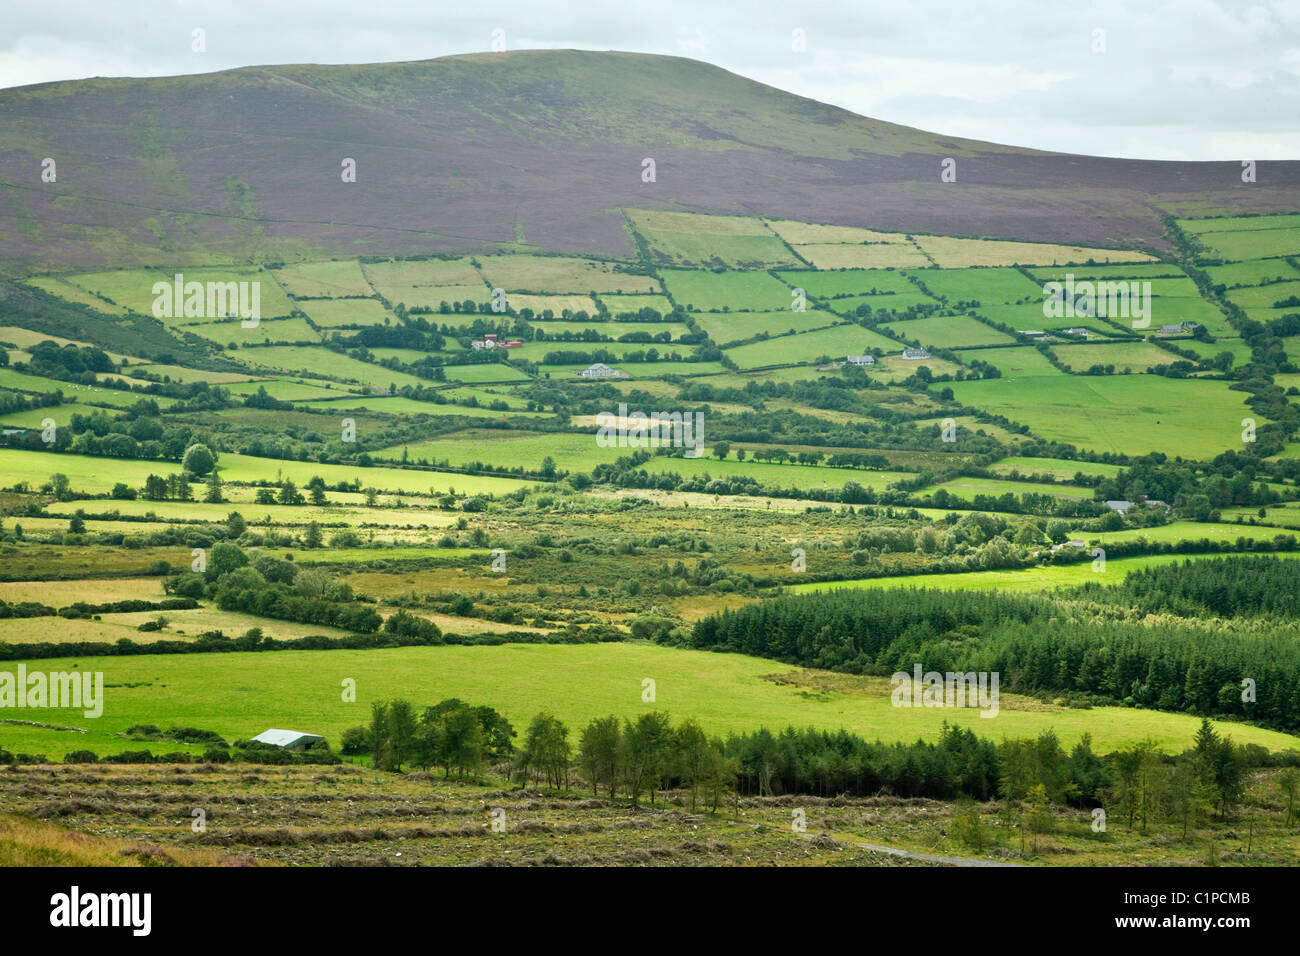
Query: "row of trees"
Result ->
[[356, 698, 1294, 830]]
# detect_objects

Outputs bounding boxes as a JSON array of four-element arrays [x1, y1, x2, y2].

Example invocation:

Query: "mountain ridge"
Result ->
[[1, 49, 1297, 275]]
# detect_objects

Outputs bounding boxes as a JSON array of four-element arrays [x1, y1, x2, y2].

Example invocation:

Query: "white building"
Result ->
[[846, 354, 875, 366], [901, 347, 930, 360], [251, 729, 326, 752], [579, 362, 626, 379]]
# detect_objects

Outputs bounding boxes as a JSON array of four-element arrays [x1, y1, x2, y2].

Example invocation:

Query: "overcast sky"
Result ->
[[2, 0, 1297, 160]]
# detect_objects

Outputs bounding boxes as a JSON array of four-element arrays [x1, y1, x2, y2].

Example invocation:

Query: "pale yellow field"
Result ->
[[625, 209, 769, 236], [765, 220, 911, 245], [362, 257, 485, 288], [794, 243, 931, 269], [913, 235, 1156, 268], [0, 576, 164, 605]]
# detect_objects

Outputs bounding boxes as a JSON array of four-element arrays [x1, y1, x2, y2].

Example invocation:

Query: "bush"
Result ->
[[341, 726, 369, 755], [64, 750, 98, 764]]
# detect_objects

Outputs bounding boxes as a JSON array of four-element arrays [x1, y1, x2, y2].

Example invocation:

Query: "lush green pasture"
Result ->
[[439, 363, 531, 383], [1029, 263, 1189, 281], [273, 259, 373, 298], [791, 551, 1300, 595], [1181, 214, 1300, 234], [0, 369, 176, 408], [1165, 338, 1255, 367], [7, 642, 1293, 760], [660, 269, 794, 312], [0, 405, 77, 428], [879, 314, 1016, 348], [1148, 296, 1235, 336], [224, 378, 345, 400], [528, 320, 693, 339], [948, 374, 1259, 459], [0, 448, 528, 497], [775, 269, 917, 298], [951, 346, 1064, 376], [1193, 227, 1300, 261], [1202, 260, 1299, 288], [1052, 341, 1182, 373], [641, 455, 908, 492], [231, 347, 428, 389], [185, 317, 321, 346], [990, 456, 1123, 480], [20, 277, 125, 313], [908, 267, 1042, 304], [1075, 521, 1295, 546], [725, 325, 901, 369], [360, 257, 483, 288], [65, 268, 295, 319], [378, 430, 606, 472], [372, 285, 490, 311], [297, 298, 395, 328], [39, 496, 455, 529], [595, 293, 674, 315], [504, 293, 600, 315], [477, 254, 660, 294], [692, 309, 840, 345], [918, 476, 1092, 500], [129, 364, 259, 384], [828, 292, 937, 316], [1225, 280, 1300, 309]]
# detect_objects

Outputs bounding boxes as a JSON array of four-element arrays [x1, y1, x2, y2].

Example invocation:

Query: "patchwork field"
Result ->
[[724, 325, 902, 369], [948, 374, 1259, 458]]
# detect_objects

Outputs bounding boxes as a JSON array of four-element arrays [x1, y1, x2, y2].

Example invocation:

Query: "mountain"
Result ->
[[1, 49, 1297, 275]]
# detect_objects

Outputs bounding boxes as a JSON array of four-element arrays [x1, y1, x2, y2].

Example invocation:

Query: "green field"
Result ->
[[5, 642, 1292, 761], [65, 268, 296, 319], [692, 309, 840, 345], [184, 317, 321, 346], [273, 260, 374, 298], [952, 346, 1064, 377], [1192, 227, 1300, 261], [231, 347, 429, 389], [660, 269, 795, 312], [989, 456, 1123, 480], [0, 448, 528, 496], [477, 254, 660, 295], [724, 325, 901, 369], [908, 267, 1043, 304], [918, 476, 1093, 500], [1202, 260, 1299, 288], [948, 373, 1260, 459], [775, 269, 917, 298], [298, 298, 396, 328], [1052, 341, 1182, 373], [879, 314, 1016, 348], [595, 293, 675, 315], [790, 551, 1300, 597], [828, 292, 938, 316]]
